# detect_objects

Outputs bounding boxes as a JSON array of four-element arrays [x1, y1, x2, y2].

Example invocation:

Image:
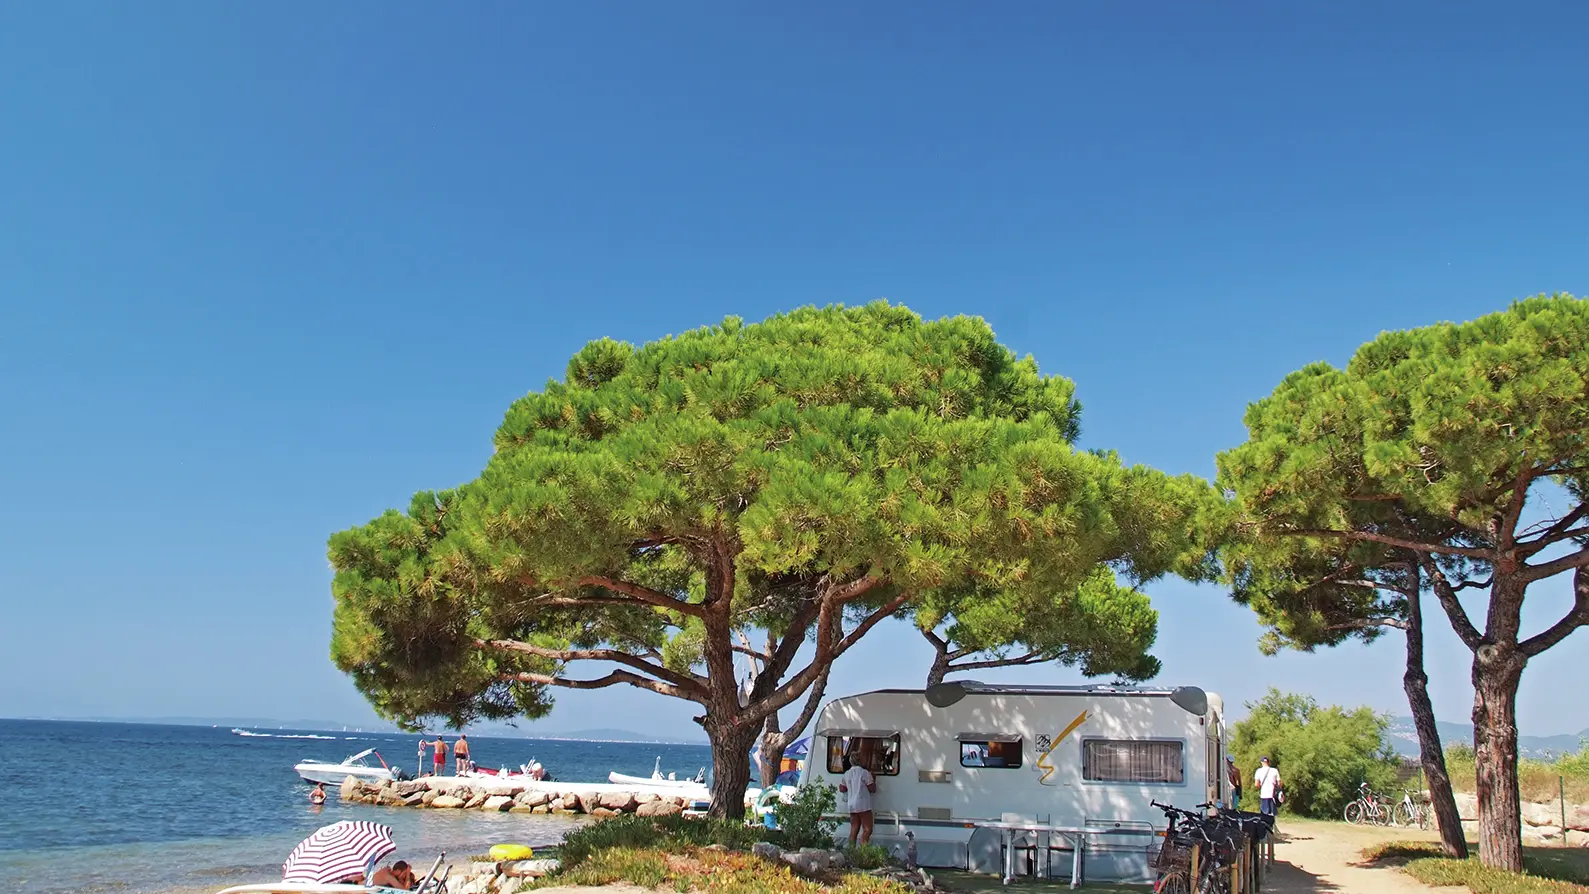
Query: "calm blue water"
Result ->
[[0, 719, 712, 894]]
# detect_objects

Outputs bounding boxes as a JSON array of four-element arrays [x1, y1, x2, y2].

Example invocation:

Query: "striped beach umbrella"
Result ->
[[282, 820, 395, 884]]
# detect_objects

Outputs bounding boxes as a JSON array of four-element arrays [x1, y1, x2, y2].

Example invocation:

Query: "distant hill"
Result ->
[[1385, 716, 1587, 760]]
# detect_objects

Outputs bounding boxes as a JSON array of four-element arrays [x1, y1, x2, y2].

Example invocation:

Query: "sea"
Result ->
[[0, 719, 713, 894]]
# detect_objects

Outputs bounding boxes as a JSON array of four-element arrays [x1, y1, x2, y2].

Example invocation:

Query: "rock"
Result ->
[[501, 859, 561, 878], [1523, 801, 1561, 827], [635, 792, 660, 804], [636, 799, 683, 817], [431, 794, 466, 809], [577, 791, 602, 813], [1566, 830, 1589, 848], [395, 781, 425, 797], [508, 806, 535, 814], [517, 791, 550, 808], [592, 807, 620, 817], [1452, 792, 1479, 821], [781, 851, 826, 875], [799, 848, 835, 870], [497, 879, 523, 894], [751, 842, 783, 861], [483, 795, 514, 811], [403, 791, 427, 807], [552, 808, 577, 816], [464, 793, 489, 810], [531, 805, 550, 814], [599, 791, 637, 812], [339, 776, 362, 801], [1568, 805, 1589, 833], [422, 789, 440, 806]]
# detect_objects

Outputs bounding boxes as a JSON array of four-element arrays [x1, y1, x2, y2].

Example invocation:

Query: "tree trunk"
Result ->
[[1471, 642, 1526, 872], [1402, 587, 1468, 858], [706, 719, 759, 820], [755, 713, 782, 787], [923, 628, 950, 688]]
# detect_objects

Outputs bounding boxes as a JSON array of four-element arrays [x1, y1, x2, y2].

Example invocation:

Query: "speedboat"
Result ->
[[294, 748, 395, 786], [608, 756, 708, 792]]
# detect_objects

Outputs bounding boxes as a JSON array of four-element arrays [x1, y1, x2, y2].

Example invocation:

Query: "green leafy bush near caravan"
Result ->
[[1229, 688, 1400, 818]]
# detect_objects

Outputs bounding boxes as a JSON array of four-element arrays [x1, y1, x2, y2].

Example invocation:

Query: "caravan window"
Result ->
[[1081, 739, 1185, 784], [824, 732, 900, 776], [958, 734, 1023, 769]]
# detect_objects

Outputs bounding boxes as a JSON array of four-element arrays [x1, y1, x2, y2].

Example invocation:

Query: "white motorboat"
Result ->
[[607, 756, 707, 792], [294, 748, 395, 786]]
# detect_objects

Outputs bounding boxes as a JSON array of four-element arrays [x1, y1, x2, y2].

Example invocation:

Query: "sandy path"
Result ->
[[1264, 819, 1462, 894]]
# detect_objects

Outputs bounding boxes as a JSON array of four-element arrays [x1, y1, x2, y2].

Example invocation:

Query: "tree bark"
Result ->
[[923, 628, 950, 688], [1402, 586, 1468, 858], [706, 718, 760, 820], [755, 712, 781, 787], [1471, 639, 1526, 872]]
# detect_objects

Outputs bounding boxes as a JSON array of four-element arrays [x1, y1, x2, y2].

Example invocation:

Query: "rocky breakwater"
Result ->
[[337, 775, 690, 817], [1451, 791, 1589, 847]]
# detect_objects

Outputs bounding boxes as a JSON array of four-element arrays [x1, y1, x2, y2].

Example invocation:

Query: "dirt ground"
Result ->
[[1264, 818, 1462, 893]]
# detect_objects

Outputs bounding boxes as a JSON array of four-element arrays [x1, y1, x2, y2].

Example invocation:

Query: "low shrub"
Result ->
[[772, 781, 839, 850], [846, 842, 891, 870], [557, 813, 766, 866]]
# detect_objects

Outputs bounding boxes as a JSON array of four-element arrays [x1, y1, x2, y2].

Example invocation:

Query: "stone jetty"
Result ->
[[338, 774, 691, 816]]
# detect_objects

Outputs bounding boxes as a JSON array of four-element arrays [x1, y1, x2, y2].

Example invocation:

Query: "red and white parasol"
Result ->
[[281, 820, 396, 884]]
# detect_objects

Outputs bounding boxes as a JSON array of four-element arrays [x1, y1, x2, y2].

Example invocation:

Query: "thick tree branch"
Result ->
[[751, 590, 908, 720], [780, 661, 832, 741], [1497, 467, 1534, 552], [1517, 504, 1588, 555], [1325, 617, 1410, 632], [1519, 566, 1589, 657], [1282, 528, 1492, 560], [500, 669, 693, 699], [476, 639, 707, 695], [949, 651, 1049, 672], [577, 576, 705, 617], [1419, 558, 1486, 650], [1520, 545, 1589, 584], [919, 627, 947, 650]]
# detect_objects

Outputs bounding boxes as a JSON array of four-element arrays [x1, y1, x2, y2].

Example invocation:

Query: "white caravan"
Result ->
[[802, 682, 1228, 884]]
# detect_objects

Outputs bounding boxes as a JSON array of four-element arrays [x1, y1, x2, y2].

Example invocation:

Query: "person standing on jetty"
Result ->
[[454, 735, 470, 774], [431, 736, 447, 776]]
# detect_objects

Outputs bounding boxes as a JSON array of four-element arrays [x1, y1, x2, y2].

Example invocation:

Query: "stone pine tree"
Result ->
[[329, 302, 1218, 818], [1218, 294, 1589, 871], [1221, 528, 1468, 857], [915, 567, 1166, 688]]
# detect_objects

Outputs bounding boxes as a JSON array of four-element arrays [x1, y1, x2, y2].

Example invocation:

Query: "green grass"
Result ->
[[1362, 839, 1589, 894], [526, 847, 910, 894]]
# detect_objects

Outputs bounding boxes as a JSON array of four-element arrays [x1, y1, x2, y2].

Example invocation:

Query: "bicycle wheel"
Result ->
[[1344, 800, 1365, 824], [1374, 803, 1395, 826], [1417, 804, 1431, 831], [1393, 802, 1414, 827], [1154, 870, 1191, 894]]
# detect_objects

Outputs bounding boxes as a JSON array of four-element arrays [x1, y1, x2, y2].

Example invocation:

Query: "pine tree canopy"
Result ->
[[328, 302, 1219, 734]]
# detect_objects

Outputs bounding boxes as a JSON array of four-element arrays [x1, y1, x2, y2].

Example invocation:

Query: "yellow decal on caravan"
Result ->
[[1035, 710, 1090, 786]]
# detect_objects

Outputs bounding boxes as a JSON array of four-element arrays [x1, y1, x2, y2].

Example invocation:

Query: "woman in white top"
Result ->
[[839, 755, 877, 846]]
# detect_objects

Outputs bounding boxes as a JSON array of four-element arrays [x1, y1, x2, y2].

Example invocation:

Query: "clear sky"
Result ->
[[2, 2, 1586, 742]]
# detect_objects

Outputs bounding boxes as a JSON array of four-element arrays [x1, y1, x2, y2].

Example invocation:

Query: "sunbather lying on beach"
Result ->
[[370, 860, 416, 890]]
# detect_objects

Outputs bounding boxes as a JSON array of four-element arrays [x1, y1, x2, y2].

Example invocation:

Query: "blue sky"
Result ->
[[2, 2, 1586, 741]]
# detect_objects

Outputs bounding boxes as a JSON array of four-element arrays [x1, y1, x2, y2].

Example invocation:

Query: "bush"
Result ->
[[557, 813, 766, 867], [847, 843, 891, 870], [772, 781, 839, 850], [1229, 688, 1400, 819]]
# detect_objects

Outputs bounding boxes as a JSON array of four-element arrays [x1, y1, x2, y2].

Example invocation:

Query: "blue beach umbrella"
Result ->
[[750, 736, 811, 758]]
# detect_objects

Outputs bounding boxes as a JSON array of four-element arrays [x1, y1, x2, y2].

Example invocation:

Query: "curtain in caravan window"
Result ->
[[1081, 739, 1184, 784]]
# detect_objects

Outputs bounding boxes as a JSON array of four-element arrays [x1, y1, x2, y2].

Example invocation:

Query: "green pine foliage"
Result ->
[[326, 302, 1219, 810], [1229, 689, 1401, 819]]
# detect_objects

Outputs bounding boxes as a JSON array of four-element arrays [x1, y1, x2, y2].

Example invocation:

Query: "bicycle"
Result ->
[[1151, 801, 1274, 894], [1343, 781, 1393, 825], [1393, 788, 1430, 829]]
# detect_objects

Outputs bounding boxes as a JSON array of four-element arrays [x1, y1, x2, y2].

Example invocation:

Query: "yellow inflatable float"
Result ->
[[489, 843, 534, 861]]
